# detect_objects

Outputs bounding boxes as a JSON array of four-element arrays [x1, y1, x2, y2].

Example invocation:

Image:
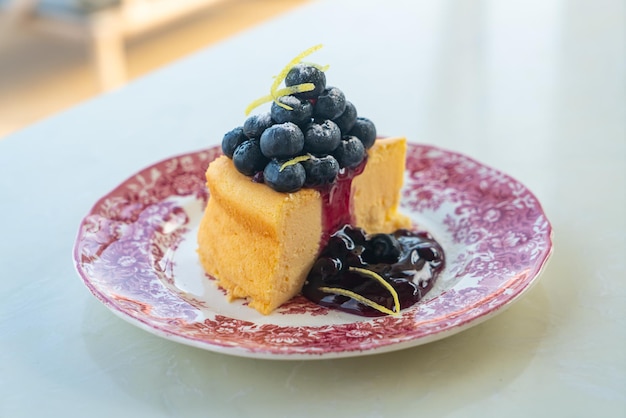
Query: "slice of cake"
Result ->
[[196, 45, 420, 315], [352, 136, 410, 234], [197, 137, 410, 314]]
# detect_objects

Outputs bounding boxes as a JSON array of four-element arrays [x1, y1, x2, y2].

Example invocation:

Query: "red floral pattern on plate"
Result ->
[[73, 144, 552, 359]]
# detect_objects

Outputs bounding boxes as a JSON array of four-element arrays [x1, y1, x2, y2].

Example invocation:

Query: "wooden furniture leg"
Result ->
[[89, 8, 127, 91]]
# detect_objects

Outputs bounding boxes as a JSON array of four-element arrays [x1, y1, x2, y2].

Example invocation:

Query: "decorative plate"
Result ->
[[73, 144, 552, 359]]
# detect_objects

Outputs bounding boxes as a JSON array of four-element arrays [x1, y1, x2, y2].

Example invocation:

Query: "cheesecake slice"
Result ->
[[197, 136, 410, 314]]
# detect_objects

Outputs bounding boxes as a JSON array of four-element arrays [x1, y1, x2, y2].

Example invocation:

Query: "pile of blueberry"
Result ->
[[221, 64, 377, 193]]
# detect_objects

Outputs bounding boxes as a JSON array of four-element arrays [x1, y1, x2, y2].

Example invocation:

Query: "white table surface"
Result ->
[[1, 0, 624, 416]]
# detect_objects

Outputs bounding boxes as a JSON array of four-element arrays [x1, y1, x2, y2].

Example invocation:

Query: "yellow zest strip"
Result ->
[[245, 83, 316, 115], [301, 62, 330, 72], [319, 286, 398, 317], [245, 44, 325, 115], [348, 266, 401, 315], [245, 94, 274, 116], [270, 44, 324, 96], [272, 83, 316, 110], [277, 83, 316, 95], [279, 155, 311, 171]]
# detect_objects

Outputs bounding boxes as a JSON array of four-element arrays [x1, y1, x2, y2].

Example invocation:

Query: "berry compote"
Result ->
[[302, 225, 445, 317], [317, 157, 367, 244]]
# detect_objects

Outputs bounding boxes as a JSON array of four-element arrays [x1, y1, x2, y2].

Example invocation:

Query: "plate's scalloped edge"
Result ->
[[72, 143, 553, 359]]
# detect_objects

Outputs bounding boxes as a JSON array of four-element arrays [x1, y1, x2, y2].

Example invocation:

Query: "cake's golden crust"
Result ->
[[197, 156, 322, 314], [352, 137, 411, 233], [197, 137, 410, 315]]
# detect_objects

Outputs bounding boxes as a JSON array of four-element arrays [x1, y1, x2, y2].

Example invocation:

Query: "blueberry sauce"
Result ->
[[317, 157, 367, 245], [302, 225, 445, 317]]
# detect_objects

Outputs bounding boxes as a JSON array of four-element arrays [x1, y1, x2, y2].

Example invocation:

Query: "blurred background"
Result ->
[[0, 0, 309, 139]]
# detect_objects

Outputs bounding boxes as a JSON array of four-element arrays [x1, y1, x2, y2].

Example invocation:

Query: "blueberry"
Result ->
[[243, 112, 274, 138], [363, 234, 401, 264], [313, 87, 346, 120], [348, 117, 377, 149], [259, 122, 304, 159], [303, 119, 341, 154], [332, 101, 357, 134], [285, 64, 326, 99], [221, 126, 247, 158], [334, 136, 366, 169], [343, 225, 368, 248], [263, 159, 306, 193], [302, 155, 340, 186], [232, 139, 268, 176], [314, 257, 342, 283], [271, 95, 313, 125]]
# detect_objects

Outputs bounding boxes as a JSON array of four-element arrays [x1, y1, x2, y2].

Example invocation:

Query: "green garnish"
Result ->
[[245, 44, 328, 116]]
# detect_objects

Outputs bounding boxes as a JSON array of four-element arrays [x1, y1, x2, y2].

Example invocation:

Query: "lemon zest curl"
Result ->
[[279, 155, 311, 172], [319, 267, 402, 316], [318, 286, 399, 317], [245, 44, 328, 116]]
